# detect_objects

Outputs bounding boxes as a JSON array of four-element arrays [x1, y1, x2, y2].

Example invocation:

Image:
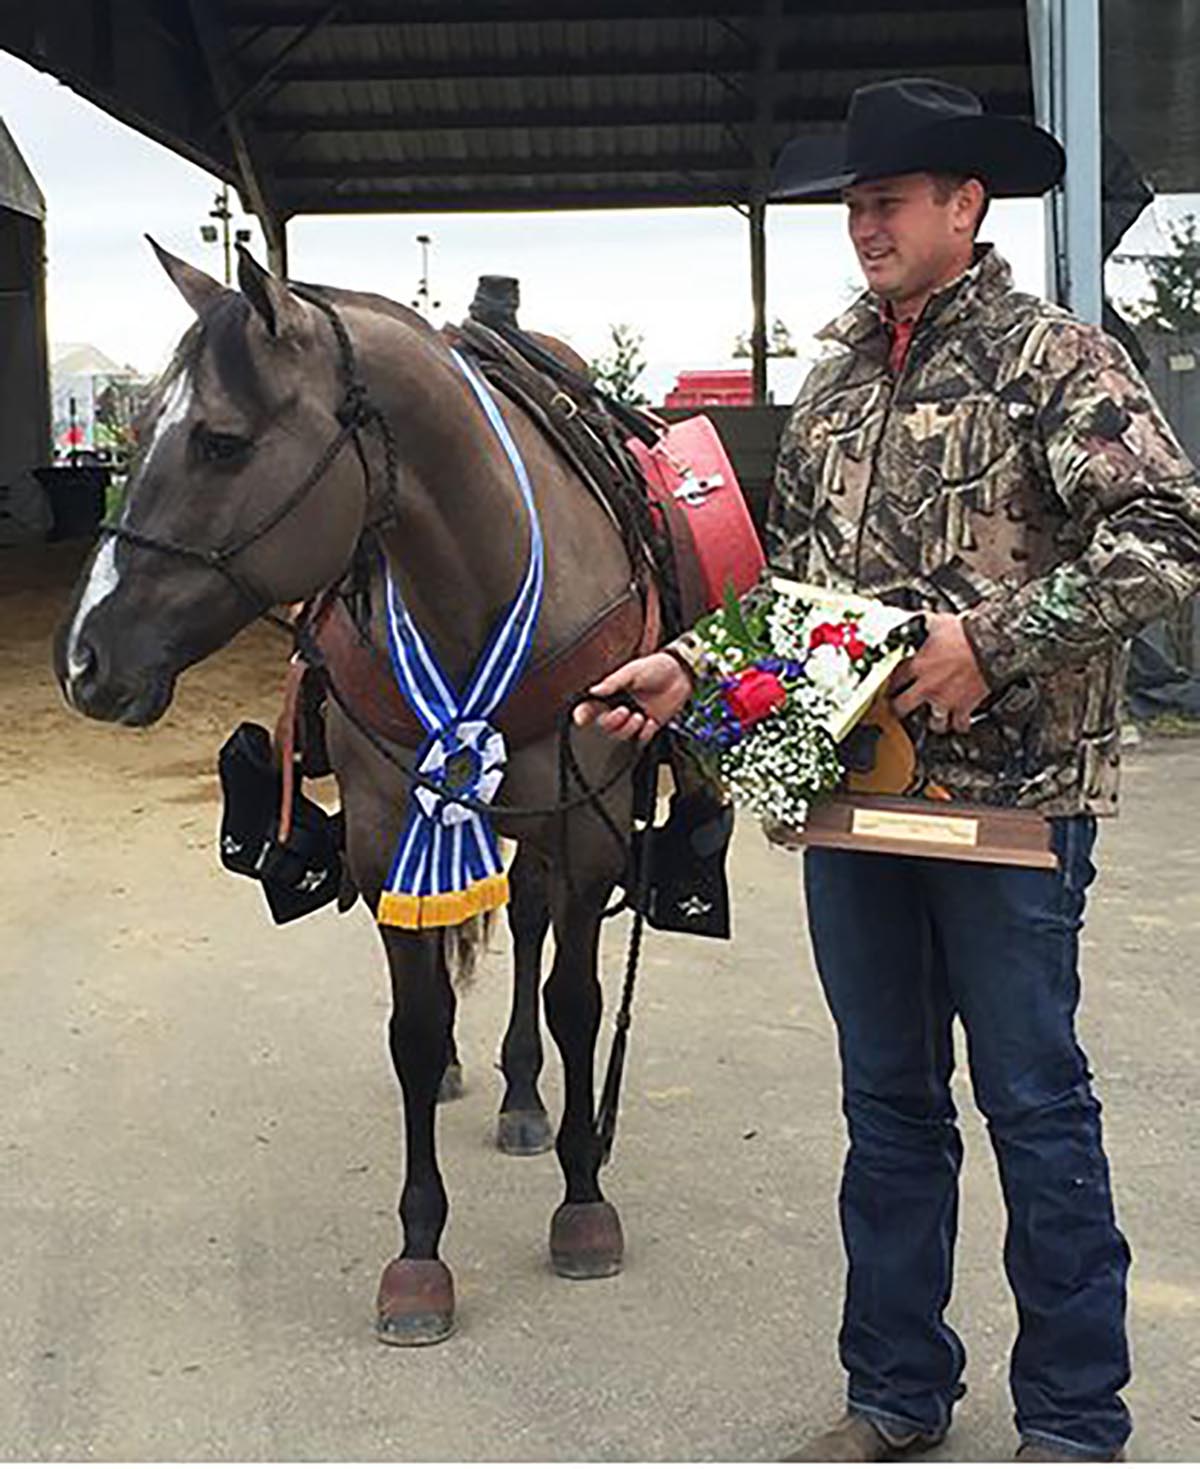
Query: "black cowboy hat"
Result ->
[[770, 78, 1065, 201]]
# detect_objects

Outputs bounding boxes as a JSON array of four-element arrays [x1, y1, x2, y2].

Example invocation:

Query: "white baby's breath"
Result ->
[[765, 593, 811, 662], [720, 698, 842, 826]]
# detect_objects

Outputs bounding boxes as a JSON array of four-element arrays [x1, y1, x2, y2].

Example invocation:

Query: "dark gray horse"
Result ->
[[54, 245, 652, 1344]]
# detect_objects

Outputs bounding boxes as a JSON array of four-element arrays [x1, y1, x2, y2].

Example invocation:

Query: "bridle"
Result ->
[[99, 284, 399, 624]]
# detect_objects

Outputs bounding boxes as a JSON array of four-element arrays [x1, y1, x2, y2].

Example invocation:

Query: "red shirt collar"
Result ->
[[874, 253, 979, 376], [880, 304, 916, 377]]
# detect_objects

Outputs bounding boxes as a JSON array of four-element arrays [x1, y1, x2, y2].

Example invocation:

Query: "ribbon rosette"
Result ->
[[415, 720, 507, 827]]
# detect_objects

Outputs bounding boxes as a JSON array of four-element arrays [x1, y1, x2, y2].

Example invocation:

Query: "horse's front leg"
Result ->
[[497, 842, 553, 1155], [543, 870, 624, 1279], [438, 970, 464, 1102], [375, 926, 457, 1346]]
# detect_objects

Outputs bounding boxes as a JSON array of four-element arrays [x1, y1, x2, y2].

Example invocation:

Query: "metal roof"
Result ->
[[1, 2, 1192, 229], [237, 0, 1034, 215], [1, 1, 1037, 224], [1103, 0, 1200, 199]]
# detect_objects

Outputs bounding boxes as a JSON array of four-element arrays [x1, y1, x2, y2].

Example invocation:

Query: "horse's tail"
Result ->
[[443, 912, 495, 990]]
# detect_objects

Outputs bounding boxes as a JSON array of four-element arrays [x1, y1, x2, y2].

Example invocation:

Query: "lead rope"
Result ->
[[556, 714, 664, 1165], [595, 795, 655, 1165]]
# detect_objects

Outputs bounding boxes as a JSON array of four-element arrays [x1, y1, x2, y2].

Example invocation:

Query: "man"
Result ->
[[575, 79, 1200, 1461]]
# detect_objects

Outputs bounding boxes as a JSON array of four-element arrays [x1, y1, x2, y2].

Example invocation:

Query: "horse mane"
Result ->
[[288, 280, 441, 340], [291, 282, 590, 377]]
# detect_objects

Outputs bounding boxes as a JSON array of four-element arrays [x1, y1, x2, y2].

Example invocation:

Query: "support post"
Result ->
[[187, 0, 292, 280], [749, 198, 768, 404], [746, 0, 784, 405], [266, 217, 288, 280], [1028, 0, 1103, 324]]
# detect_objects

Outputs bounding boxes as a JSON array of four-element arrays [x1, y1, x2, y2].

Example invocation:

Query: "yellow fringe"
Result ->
[[377, 872, 510, 930]]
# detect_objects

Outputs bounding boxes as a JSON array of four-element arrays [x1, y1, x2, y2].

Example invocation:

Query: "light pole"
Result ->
[[199, 183, 253, 285], [412, 233, 441, 316]]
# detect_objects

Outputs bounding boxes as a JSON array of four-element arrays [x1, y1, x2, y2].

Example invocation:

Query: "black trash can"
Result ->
[[32, 464, 110, 541]]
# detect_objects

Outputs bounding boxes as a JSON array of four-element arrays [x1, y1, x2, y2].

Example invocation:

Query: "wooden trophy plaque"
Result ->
[[767, 579, 1058, 871], [794, 794, 1058, 869]]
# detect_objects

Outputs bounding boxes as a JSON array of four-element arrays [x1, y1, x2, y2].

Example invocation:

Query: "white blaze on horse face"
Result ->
[[64, 366, 194, 704], [64, 538, 119, 702], [143, 367, 193, 469]]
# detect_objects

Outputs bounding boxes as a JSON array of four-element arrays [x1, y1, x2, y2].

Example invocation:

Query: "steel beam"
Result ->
[[276, 50, 751, 84], [749, 200, 769, 402], [204, 0, 345, 138], [228, 0, 1014, 24], [746, 0, 784, 404], [275, 152, 750, 181], [185, 0, 290, 276], [254, 90, 1033, 138], [282, 185, 747, 213], [270, 44, 1026, 86], [1028, 0, 1102, 324]]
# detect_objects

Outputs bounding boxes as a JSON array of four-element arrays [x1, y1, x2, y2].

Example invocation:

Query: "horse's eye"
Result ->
[[194, 426, 252, 466]]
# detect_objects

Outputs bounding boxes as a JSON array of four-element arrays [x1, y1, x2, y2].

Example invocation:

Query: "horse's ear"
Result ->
[[236, 244, 304, 339], [146, 235, 229, 317]]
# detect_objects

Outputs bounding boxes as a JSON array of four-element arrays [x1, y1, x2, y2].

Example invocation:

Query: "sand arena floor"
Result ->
[[1, 544, 1197, 1461]]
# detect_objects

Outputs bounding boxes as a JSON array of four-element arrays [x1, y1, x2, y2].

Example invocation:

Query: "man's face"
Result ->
[[844, 173, 975, 308]]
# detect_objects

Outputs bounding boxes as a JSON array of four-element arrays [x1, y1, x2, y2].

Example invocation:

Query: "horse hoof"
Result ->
[[549, 1201, 624, 1279], [375, 1258, 455, 1346], [438, 1064, 465, 1103], [497, 1109, 554, 1156]]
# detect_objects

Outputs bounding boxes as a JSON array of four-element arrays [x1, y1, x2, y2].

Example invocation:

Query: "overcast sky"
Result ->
[[1, 47, 1191, 402]]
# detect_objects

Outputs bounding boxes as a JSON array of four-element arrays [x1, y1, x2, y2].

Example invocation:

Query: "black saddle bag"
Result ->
[[217, 721, 344, 924], [631, 784, 734, 940]]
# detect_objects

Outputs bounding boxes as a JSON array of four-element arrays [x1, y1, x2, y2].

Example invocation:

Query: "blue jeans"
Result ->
[[803, 818, 1131, 1457]]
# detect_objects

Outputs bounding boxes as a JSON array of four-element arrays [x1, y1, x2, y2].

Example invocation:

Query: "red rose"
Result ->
[[724, 668, 787, 726], [811, 618, 869, 660], [808, 621, 845, 649]]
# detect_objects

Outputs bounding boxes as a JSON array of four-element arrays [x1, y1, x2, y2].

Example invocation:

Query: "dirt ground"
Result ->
[[1, 544, 1198, 1462]]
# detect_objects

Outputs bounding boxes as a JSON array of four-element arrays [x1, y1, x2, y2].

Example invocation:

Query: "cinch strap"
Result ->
[[377, 348, 545, 929]]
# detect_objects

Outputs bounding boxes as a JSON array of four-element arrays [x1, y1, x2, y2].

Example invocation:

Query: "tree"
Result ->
[[732, 316, 798, 358], [590, 323, 649, 405], [1121, 212, 1200, 334], [93, 382, 130, 450]]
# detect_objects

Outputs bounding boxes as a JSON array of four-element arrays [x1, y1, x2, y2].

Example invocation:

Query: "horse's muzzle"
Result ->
[[53, 622, 174, 726]]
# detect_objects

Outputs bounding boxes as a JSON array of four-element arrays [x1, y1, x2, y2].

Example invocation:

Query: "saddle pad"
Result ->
[[628, 415, 765, 615]]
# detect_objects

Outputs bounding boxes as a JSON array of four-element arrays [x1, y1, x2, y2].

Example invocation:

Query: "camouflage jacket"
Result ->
[[676, 247, 1200, 815]]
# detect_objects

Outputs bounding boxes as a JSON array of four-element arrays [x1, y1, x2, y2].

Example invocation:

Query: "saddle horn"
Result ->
[[469, 275, 521, 331]]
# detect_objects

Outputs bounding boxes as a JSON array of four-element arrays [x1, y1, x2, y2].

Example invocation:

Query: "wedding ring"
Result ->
[[928, 703, 950, 732]]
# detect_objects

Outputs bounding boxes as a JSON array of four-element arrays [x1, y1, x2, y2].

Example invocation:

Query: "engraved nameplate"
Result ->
[[851, 809, 980, 847]]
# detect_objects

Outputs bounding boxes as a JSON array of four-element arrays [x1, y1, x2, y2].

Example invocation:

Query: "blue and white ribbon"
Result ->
[[377, 349, 544, 928]]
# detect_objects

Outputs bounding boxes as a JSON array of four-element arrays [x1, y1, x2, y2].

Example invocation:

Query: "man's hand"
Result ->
[[891, 612, 990, 735], [572, 650, 694, 744]]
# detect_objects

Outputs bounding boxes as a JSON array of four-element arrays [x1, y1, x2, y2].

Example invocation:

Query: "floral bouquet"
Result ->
[[676, 578, 921, 827]]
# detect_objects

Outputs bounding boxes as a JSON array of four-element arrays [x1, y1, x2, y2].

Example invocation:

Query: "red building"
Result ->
[[663, 368, 753, 408]]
